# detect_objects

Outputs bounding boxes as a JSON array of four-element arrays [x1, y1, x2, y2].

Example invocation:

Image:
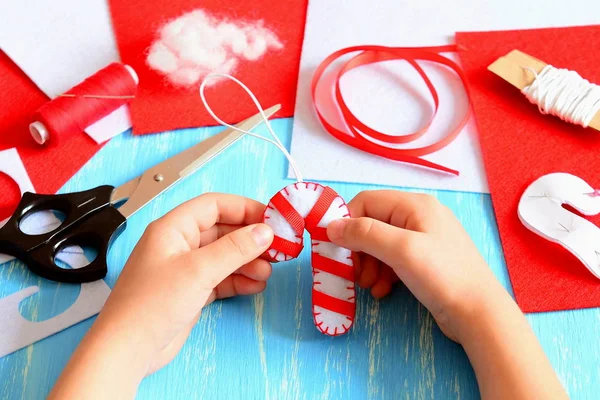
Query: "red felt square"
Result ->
[[0, 51, 102, 221], [456, 25, 600, 313], [108, 0, 308, 134]]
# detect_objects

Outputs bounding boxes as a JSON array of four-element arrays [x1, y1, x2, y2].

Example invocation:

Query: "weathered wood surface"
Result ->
[[1, 119, 598, 399]]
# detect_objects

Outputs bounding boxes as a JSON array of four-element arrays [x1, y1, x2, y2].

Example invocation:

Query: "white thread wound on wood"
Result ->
[[522, 65, 600, 128]]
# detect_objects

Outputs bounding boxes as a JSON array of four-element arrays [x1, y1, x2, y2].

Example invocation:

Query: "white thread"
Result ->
[[522, 65, 600, 128], [200, 73, 304, 182]]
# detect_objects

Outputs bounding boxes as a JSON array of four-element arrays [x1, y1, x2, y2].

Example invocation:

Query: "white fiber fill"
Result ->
[[147, 9, 283, 87]]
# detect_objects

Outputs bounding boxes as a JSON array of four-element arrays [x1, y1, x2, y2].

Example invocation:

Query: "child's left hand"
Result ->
[[50, 193, 274, 399]]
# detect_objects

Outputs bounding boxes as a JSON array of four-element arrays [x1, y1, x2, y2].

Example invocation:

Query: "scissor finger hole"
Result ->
[[19, 209, 67, 235], [54, 232, 102, 270], [54, 244, 99, 270]]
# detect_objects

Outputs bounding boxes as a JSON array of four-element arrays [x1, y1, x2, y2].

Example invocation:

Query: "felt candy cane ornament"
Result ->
[[519, 172, 600, 279], [200, 74, 356, 336], [263, 182, 356, 336]]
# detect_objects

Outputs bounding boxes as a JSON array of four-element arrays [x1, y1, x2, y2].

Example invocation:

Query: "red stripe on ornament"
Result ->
[[309, 226, 329, 242], [305, 187, 338, 233], [270, 235, 303, 259], [312, 289, 355, 317], [271, 191, 304, 235], [312, 253, 354, 281]]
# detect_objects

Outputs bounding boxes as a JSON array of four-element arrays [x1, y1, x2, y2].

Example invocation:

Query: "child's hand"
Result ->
[[50, 193, 274, 399], [326, 190, 506, 342], [51, 190, 567, 400], [327, 190, 567, 399], [100, 193, 273, 372]]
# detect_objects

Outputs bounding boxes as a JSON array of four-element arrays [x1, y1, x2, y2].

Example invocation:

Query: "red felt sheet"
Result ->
[[108, 0, 308, 135], [0, 51, 102, 221], [456, 25, 600, 313]]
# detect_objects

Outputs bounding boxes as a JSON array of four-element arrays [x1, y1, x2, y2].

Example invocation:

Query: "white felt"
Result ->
[[518, 173, 600, 279], [0, 246, 111, 358], [264, 183, 355, 335], [290, 0, 600, 193], [313, 306, 352, 335], [0, 0, 130, 143], [313, 270, 354, 301], [147, 9, 283, 87], [311, 241, 352, 266]]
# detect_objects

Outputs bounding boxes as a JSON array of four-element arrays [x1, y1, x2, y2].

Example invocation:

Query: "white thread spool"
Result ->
[[521, 65, 600, 129], [29, 64, 139, 145]]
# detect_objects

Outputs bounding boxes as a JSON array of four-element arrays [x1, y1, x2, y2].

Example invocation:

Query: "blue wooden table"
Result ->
[[1, 119, 599, 399]]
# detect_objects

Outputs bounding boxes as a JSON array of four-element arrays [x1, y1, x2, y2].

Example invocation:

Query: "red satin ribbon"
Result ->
[[311, 45, 471, 175]]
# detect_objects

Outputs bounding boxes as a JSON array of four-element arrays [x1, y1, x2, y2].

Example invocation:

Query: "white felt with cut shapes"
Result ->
[[518, 173, 600, 279], [0, 0, 130, 143], [0, 148, 111, 357], [0, 247, 112, 358]]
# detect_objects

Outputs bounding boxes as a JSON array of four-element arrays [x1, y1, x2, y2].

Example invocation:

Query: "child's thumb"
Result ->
[[185, 223, 274, 289]]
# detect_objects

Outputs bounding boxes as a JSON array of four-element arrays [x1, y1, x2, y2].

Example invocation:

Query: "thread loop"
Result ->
[[200, 73, 304, 182]]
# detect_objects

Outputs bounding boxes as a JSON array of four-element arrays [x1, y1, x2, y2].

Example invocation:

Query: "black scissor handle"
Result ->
[[0, 186, 127, 283], [26, 206, 127, 283]]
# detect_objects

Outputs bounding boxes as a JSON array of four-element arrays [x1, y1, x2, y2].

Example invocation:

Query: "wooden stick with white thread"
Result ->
[[488, 49, 600, 131]]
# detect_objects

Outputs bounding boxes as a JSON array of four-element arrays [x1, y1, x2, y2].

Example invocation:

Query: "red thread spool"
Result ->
[[30, 63, 138, 145]]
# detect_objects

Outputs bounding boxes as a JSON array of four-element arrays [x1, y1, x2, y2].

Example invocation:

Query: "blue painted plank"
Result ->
[[0, 118, 598, 399]]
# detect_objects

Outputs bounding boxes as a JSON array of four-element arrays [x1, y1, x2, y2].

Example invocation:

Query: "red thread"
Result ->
[[311, 45, 471, 175], [31, 63, 137, 145]]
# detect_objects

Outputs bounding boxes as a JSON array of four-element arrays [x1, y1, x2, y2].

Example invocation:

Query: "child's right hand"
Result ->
[[328, 190, 568, 399], [326, 190, 509, 343]]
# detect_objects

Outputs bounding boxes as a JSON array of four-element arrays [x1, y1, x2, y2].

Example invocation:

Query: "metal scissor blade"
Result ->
[[115, 104, 281, 219], [110, 176, 141, 204], [179, 104, 281, 177]]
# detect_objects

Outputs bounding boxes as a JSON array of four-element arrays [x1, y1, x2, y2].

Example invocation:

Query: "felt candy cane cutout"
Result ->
[[263, 182, 356, 336], [518, 172, 600, 279]]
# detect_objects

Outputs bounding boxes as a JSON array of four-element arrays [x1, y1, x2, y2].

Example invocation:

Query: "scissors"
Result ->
[[0, 105, 280, 284]]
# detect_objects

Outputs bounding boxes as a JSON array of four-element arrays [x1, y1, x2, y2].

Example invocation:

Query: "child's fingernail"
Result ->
[[251, 224, 273, 247], [327, 219, 348, 241]]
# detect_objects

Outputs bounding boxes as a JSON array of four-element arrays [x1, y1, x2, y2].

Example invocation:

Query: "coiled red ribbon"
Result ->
[[311, 44, 471, 175]]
